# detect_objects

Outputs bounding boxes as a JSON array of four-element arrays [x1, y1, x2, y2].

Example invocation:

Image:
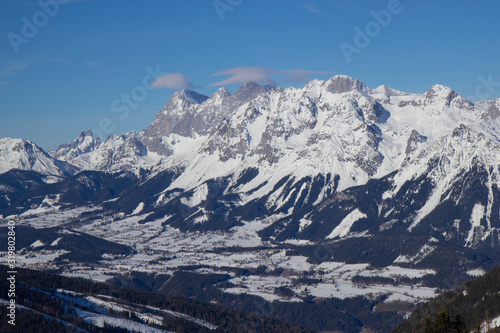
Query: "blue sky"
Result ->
[[1, 0, 500, 150]]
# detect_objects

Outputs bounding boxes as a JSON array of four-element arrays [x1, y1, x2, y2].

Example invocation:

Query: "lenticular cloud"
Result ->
[[151, 73, 194, 89], [210, 66, 334, 86]]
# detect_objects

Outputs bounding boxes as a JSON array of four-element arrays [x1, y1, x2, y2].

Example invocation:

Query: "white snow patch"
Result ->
[[359, 266, 436, 279], [277, 255, 314, 271], [467, 268, 486, 277], [180, 183, 208, 207], [59, 229, 77, 235], [408, 183, 446, 231], [394, 244, 436, 264], [480, 314, 500, 332], [465, 204, 485, 246], [132, 202, 145, 215], [31, 240, 45, 248], [326, 209, 366, 239], [50, 237, 62, 246], [283, 239, 315, 245], [429, 237, 439, 243], [75, 308, 170, 333], [298, 218, 312, 232]]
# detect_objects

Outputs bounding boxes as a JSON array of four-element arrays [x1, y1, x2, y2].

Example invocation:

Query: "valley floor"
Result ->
[[1, 208, 448, 310]]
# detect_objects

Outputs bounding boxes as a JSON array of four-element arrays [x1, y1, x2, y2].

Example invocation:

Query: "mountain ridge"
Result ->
[[3, 75, 500, 332], [4, 76, 500, 246]]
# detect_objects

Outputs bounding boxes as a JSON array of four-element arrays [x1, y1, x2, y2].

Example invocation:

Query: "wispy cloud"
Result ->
[[305, 4, 329, 16], [210, 67, 279, 86], [0, 61, 28, 77], [50, 58, 100, 69], [281, 69, 335, 83], [0, 81, 12, 87], [85, 61, 99, 68], [49, 58, 74, 66], [151, 73, 194, 89], [210, 66, 334, 86]]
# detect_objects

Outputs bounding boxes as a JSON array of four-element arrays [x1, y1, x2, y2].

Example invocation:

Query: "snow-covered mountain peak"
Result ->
[[174, 89, 209, 105], [210, 87, 231, 100], [451, 123, 474, 136], [427, 83, 453, 94], [420, 84, 473, 110], [6, 76, 500, 299], [5, 76, 500, 189], [399, 123, 496, 182], [424, 126, 497, 184], [447, 124, 491, 151], [142, 82, 280, 156], [326, 75, 369, 94], [373, 84, 409, 96], [474, 98, 500, 120], [231, 82, 277, 103], [160, 90, 209, 115], [423, 84, 453, 103], [50, 130, 101, 161], [51, 131, 165, 174], [301, 79, 326, 93], [0, 138, 78, 177]]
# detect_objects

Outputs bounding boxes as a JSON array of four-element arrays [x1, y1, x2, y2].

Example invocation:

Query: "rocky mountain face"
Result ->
[[48, 130, 164, 175], [0, 138, 78, 177], [50, 129, 101, 161], [2, 75, 500, 284]]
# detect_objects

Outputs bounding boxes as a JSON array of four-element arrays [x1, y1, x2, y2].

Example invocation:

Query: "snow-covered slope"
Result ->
[[5, 76, 500, 331], [50, 130, 101, 161], [262, 121, 500, 248], [51, 131, 165, 174], [4, 75, 500, 306], [3, 75, 500, 249], [133, 76, 499, 212], [37, 75, 500, 188], [0, 138, 78, 177]]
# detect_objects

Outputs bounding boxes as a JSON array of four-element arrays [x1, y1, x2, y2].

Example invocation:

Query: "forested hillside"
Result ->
[[0, 265, 313, 333], [393, 266, 500, 332]]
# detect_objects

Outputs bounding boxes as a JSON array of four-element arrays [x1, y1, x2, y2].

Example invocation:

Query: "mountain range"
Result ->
[[3, 75, 500, 246], [2, 75, 500, 331]]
